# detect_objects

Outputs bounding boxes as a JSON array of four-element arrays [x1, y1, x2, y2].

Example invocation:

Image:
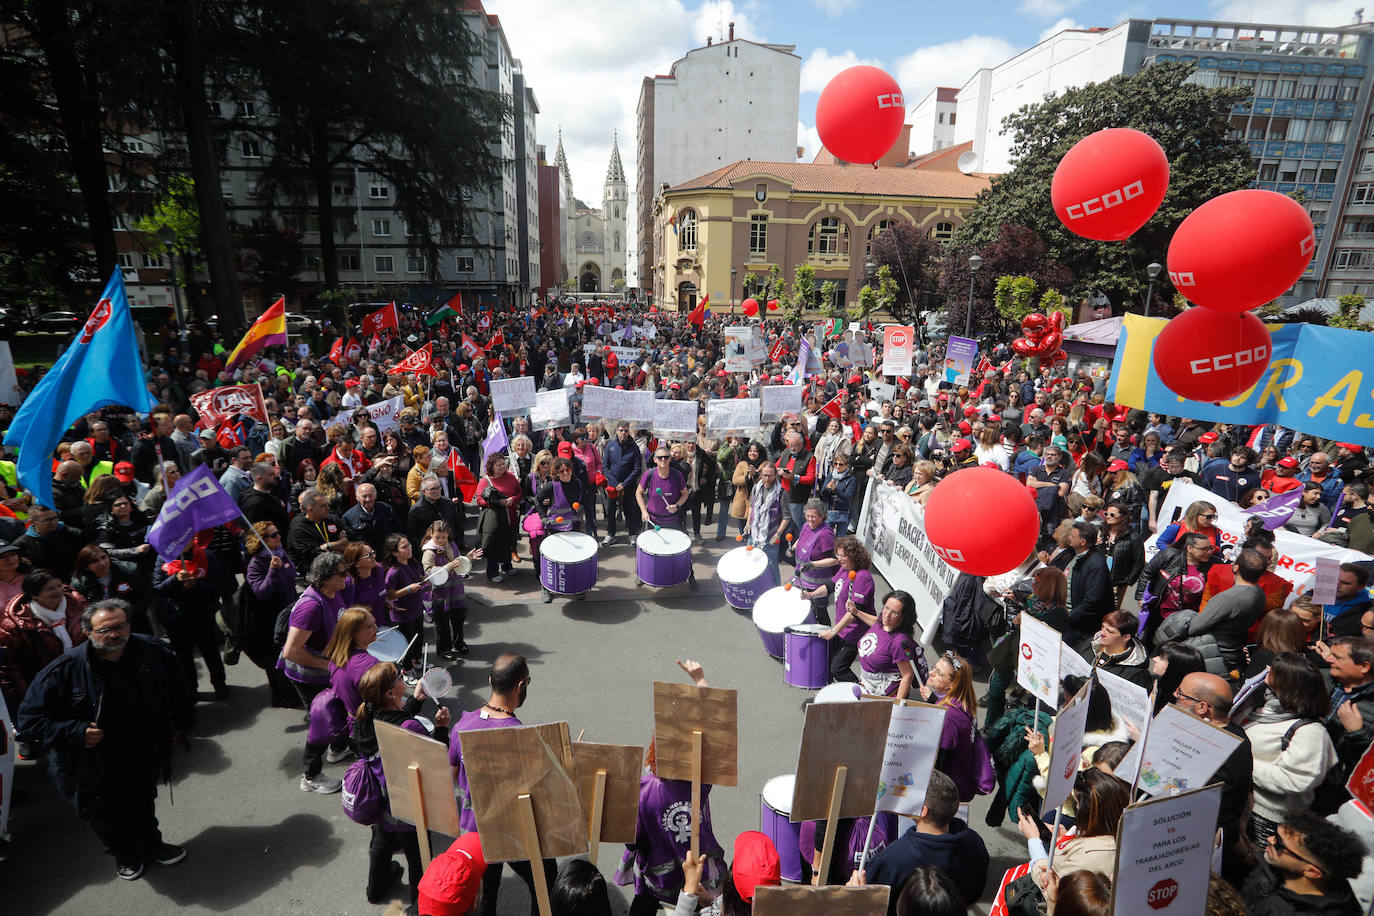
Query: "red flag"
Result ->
[[344, 338, 362, 363], [447, 450, 478, 502], [360, 301, 399, 336], [446, 290, 464, 316], [477, 313, 492, 331], [368, 333, 381, 351], [487, 331, 505, 351], [767, 337, 787, 362], [215, 422, 242, 450], [687, 293, 709, 327], [459, 334, 485, 361], [975, 354, 993, 374], [328, 336, 344, 362], [388, 341, 438, 377], [820, 393, 843, 419]]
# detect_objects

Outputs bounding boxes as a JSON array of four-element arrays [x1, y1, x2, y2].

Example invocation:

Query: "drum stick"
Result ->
[[576, 728, 586, 741], [403, 631, 421, 663]]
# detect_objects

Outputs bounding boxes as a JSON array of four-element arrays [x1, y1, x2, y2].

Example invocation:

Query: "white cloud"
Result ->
[[691, 0, 762, 47], [813, 0, 862, 15], [1019, 0, 1085, 17], [894, 35, 1018, 106], [1039, 17, 1087, 41], [796, 120, 823, 161], [800, 47, 885, 94], [1209, 0, 1361, 25]]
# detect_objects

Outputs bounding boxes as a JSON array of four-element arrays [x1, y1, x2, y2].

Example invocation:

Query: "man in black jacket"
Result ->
[[286, 488, 348, 570], [408, 474, 465, 553], [241, 462, 290, 535], [1241, 811, 1364, 916], [18, 600, 196, 881], [1052, 522, 1113, 643], [342, 482, 398, 551]]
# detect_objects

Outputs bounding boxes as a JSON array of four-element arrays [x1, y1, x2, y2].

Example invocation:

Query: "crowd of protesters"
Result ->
[[3, 296, 1374, 915]]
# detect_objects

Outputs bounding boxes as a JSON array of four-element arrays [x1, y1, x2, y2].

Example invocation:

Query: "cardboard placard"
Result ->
[[652, 400, 700, 438], [1095, 667, 1150, 735], [753, 884, 890, 916], [1042, 675, 1094, 816], [761, 384, 804, 419], [1017, 615, 1063, 706], [529, 389, 572, 430], [1111, 784, 1223, 916], [534, 721, 574, 775], [1118, 704, 1244, 798], [791, 700, 892, 822], [572, 742, 643, 845], [1346, 739, 1374, 811], [375, 720, 462, 865], [652, 682, 739, 787], [705, 398, 762, 435], [460, 724, 587, 862]]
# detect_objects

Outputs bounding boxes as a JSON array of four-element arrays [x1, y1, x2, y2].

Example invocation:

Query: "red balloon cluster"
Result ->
[[1009, 312, 1067, 366], [766, 299, 780, 311], [1052, 129, 1170, 241], [742, 298, 759, 317], [925, 467, 1040, 576], [815, 66, 906, 166]]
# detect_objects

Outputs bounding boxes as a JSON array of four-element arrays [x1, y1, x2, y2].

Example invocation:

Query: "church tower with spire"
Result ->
[[604, 132, 628, 286]]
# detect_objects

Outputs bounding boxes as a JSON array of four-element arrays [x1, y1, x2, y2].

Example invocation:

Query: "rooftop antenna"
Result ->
[[1358, 7, 1366, 22]]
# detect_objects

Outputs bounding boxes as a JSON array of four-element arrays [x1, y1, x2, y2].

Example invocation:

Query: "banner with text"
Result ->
[[581, 386, 656, 425], [1118, 704, 1244, 798], [761, 384, 804, 419], [530, 388, 572, 430], [706, 398, 762, 436], [943, 336, 978, 387], [490, 377, 537, 417], [1112, 784, 1222, 916], [326, 395, 403, 436], [652, 400, 700, 438], [724, 326, 765, 372], [876, 702, 948, 817]]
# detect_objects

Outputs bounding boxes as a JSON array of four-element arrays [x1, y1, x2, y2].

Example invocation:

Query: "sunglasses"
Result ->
[[1270, 833, 1323, 872], [1198, 514, 1217, 521]]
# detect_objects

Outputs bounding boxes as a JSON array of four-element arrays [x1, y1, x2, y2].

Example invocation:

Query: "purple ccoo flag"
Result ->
[[482, 408, 509, 461], [1244, 487, 1303, 530], [147, 464, 243, 560]]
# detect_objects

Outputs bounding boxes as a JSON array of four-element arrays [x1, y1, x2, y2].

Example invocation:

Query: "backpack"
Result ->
[[273, 602, 293, 647], [972, 727, 998, 796], [342, 754, 388, 826]]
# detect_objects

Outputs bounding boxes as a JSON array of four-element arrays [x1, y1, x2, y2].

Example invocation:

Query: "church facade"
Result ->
[[554, 132, 627, 293]]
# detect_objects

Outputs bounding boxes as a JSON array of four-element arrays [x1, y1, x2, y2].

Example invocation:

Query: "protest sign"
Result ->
[[875, 701, 947, 817], [1346, 739, 1374, 811], [1126, 704, 1244, 797], [706, 398, 761, 435], [1060, 643, 1094, 681], [761, 384, 804, 419], [189, 384, 269, 425], [147, 465, 244, 561], [855, 479, 959, 644], [792, 701, 891, 822], [1095, 667, 1151, 735], [572, 742, 643, 862], [653, 400, 700, 438], [1229, 666, 1270, 724], [724, 326, 764, 372], [1312, 556, 1342, 606], [867, 381, 897, 404], [375, 720, 461, 867], [1042, 676, 1094, 816], [754, 885, 889, 916], [881, 326, 915, 377], [943, 336, 977, 386], [0, 343, 26, 408], [1017, 615, 1063, 707], [530, 389, 572, 431], [1111, 784, 1223, 916], [653, 682, 738, 858], [581, 386, 655, 424], [326, 395, 405, 436], [490, 377, 537, 417]]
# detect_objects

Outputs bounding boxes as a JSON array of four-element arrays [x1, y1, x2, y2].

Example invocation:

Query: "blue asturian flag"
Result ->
[[4, 270, 156, 509]]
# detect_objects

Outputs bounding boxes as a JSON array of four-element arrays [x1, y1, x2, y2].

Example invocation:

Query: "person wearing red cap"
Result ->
[[1260, 456, 1304, 495], [669, 830, 781, 915], [1333, 442, 1369, 483], [417, 832, 485, 916]]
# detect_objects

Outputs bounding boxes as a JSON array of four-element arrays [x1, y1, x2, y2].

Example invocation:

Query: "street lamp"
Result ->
[[965, 253, 983, 339], [1144, 261, 1163, 318], [157, 225, 188, 343], [730, 266, 738, 314]]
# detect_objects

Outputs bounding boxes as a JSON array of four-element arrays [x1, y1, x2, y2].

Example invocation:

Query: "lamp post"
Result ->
[[730, 266, 738, 314], [1144, 261, 1163, 318], [965, 253, 983, 339], [156, 225, 188, 343]]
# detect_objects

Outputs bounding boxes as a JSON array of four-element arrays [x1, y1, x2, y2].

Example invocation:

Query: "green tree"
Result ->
[[993, 275, 1040, 325], [785, 264, 817, 325], [867, 223, 942, 325], [132, 176, 202, 298], [942, 225, 1073, 337], [952, 61, 1254, 308], [820, 280, 841, 318], [1330, 294, 1371, 331]]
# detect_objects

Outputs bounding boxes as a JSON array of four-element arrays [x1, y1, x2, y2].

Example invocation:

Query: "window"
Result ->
[[1279, 169, 1298, 182], [808, 217, 848, 256], [241, 138, 261, 158], [140, 253, 164, 268], [930, 221, 954, 241], [1309, 121, 1329, 142], [339, 252, 360, 271], [1287, 120, 1308, 141], [678, 209, 698, 250], [122, 138, 145, 153], [117, 253, 136, 269], [457, 256, 475, 272], [1321, 168, 1338, 182], [949, 112, 956, 125], [1319, 83, 1339, 100], [107, 173, 123, 192], [1300, 168, 1317, 182], [374, 255, 394, 273], [1297, 81, 1318, 99], [1310, 208, 1328, 226], [1278, 79, 1297, 98], [369, 184, 390, 199], [1258, 79, 1276, 96], [371, 218, 391, 237], [938, 112, 946, 124], [1248, 127, 1265, 140], [1344, 85, 1359, 101], [1330, 121, 1348, 143], [749, 214, 768, 254], [236, 100, 256, 118], [1362, 150, 1374, 173], [1350, 183, 1374, 204], [111, 212, 126, 231], [407, 256, 425, 273], [1259, 163, 1279, 181]]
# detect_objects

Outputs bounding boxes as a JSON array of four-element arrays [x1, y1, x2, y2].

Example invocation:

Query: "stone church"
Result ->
[[555, 132, 627, 293]]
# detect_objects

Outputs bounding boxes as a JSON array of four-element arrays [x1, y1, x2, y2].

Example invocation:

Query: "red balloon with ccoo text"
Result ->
[[815, 66, 906, 166], [1152, 307, 1272, 402], [1166, 189, 1316, 313], [1051, 128, 1170, 241], [924, 467, 1039, 576]]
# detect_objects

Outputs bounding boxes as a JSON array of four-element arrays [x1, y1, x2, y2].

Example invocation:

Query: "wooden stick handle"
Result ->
[[588, 770, 608, 867], [816, 764, 848, 886], [518, 793, 553, 916], [690, 730, 703, 858], [408, 762, 432, 869]]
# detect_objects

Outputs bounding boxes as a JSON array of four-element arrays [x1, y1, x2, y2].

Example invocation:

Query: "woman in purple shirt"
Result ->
[[856, 590, 928, 699], [381, 533, 425, 679], [324, 606, 380, 718], [242, 520, 298, 708], [342, 541, 388, 625], [919, 650, 983, 802], [279, 551, 350, 794], [819, 537, 875, 685], [795, 499, 839, 625]]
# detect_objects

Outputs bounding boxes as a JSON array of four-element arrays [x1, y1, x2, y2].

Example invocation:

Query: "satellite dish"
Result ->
[[956, 150, 979, 175]]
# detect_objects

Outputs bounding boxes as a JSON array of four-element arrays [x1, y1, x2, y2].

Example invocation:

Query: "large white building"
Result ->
[[908, 87, 960, 156], [635, 24, 801, 294]]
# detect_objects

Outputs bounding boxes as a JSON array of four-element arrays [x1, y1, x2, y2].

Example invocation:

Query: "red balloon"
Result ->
[[1048, 311, 1065, 331], [742, 300, 759, 317], [1152, 307, 1272, 402], [1040, 349, 1068, 367], [767, 299, 780, 311], [1051, 128, 1170, 241], [1011, 338, 1038, 356], [925, 467, 1040, 576], [1167, 190, 1315, 313], [815, 66, 906, 165], [1022, 313, 1049, 335]]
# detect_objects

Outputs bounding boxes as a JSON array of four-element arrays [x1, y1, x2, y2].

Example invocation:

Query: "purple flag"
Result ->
[[1244, 487, 1303, 530], [147, 464, 243, 560], [482, 408, 508, 461]]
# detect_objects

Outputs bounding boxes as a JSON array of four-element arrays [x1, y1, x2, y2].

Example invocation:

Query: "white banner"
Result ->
[[1112, 785, 1223, 916], [1095, 667, 1151, 736], [0, 342, 27, 408], [1152, 479, 1371, 590], [327, 395, 404, 436], [881, 326, 915, 377], [0, 695, 13, 836], [490, 376, 537, 416], [1118, 704, 1244, 798], [706, 398, 761, 436], [1042, 676, 1094, 815], [583, 343, 644, 366], [1017, 615, 1064, 707], [761, 384, 804, 420], [867, 380, 897, 404], [876, 702, 947, 816], [652, 400, 700, 438], [855, 478, 961, 644], [530, 388, 572, 430], [724, 326, 765, 372], [581, 386, 656, 424]]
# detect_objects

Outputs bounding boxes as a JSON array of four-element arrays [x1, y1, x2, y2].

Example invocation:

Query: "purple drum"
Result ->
[[635, 528, 692, 588], [784, 624, 831, 689], [716, 545, 775, 610], [539, 532, 599, 595], [751, 585, 813, 659], [760, 774, 803, 883]]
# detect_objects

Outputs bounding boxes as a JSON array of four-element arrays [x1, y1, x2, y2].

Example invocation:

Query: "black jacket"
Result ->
[[1103, 527, 1145, 589], [1242, 859, 1361, 916], [407, 497, 465, 553], [242, 487, 291, 536], [342, 501, 398, 551], [1052, 548, 1113, 636]]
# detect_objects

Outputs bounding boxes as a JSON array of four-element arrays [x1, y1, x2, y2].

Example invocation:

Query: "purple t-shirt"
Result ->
[[833, 568, 875, 642], [797, 812, 898, 884], [343, 571, 389, 624], [857, 625, 926, 696], [384, 564, 425, 623], [279, 587, 347, 684], [449, 708, 523, 833], [639, 467, 685, 524], [795, 522, 836, 590], [329, 648, 380, 718], [615, 774, 725, 903], [937, 699, 979, 802]]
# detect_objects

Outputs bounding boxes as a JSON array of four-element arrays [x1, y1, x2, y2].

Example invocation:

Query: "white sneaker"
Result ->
[[490, 574, 504, 583], [300, 773, 342, 794], [324, 746, 352, 765]]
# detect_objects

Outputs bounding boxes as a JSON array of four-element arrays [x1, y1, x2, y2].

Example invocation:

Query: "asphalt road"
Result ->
[[4, 535, 1026, 914]]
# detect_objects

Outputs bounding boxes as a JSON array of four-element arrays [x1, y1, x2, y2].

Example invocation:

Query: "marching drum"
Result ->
[[783, 624, 831, 690], [716, 545, 775, 610], [635, 527, 692, 588], [751, 585, 813, 659], [814, 682, 862, 704], [759, 774, 804, 883], [539, 531, 599, 595]]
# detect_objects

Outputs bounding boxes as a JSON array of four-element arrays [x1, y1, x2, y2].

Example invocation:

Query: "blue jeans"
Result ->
[[761, 542, 781, 585], [787, 502, 806, 543], [715, 496, 732, 538]]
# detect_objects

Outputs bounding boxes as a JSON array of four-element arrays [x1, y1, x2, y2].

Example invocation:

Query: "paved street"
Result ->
[[5, 536, 1024, 914]]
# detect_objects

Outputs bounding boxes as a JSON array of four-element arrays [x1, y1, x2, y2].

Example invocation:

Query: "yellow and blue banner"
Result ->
[[225, 296, 287, 371], [1108, 313, 1374, 447]]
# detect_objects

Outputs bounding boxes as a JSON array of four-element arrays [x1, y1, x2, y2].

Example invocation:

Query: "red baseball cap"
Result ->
[[952, 438, 973, 452], [1338, 442, 1364, 453], [1106, 458, 1130, 472], [417, 832, 487, 916], [1198, 431, 1218, 443], [1277, 456, 1300, 469], [988, 414, 1002, 422], [113, 461, 135, 482], [963, 406, 978, 418], [557, 442, 574, 457], [957, 421, 972, 434], [848, 374, 862, 386], [730, 831, 781, 902]]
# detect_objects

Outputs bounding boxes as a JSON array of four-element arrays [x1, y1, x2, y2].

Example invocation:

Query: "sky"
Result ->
[[484, 0, 1365, 275]]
